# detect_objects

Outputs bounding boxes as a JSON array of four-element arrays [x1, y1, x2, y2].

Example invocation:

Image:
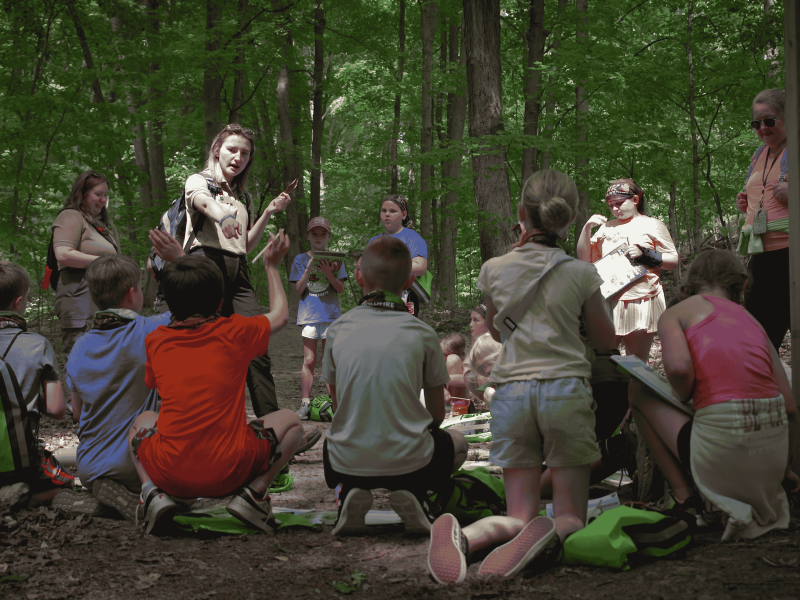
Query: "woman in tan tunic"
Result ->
[[52, 170, 120, 358]]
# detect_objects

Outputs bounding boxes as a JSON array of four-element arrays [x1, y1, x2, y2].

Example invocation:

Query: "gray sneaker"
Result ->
[[296, 403, 310, 421], [389, 490, 432, 536], [226, 488, 277, 533], [137, 486, 179, 535], [52, 487, 110, 517], [93, 478, 139, 522], [332, 488, 373, 536]]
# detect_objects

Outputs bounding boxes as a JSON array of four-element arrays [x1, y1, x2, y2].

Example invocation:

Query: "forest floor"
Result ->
[[1, 309, 799, 600]]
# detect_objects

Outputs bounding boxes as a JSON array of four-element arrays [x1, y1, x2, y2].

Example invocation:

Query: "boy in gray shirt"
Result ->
[[321, 236, 467, 536]]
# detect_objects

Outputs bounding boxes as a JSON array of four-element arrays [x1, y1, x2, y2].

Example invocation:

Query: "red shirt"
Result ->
[[138, 314, 272, 497]]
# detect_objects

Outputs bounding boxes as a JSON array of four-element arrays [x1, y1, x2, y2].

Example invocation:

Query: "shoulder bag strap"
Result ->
[[183, 175, 218, 253], [497, 254, 573, 337], [1, 331, 24, 361]]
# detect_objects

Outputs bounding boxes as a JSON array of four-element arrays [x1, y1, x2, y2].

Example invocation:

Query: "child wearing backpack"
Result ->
[[53, 254, 175, 520], [320, 236, 468, 537], [427, 169, 616, 583], [289, 217, 347, 420], [0, 261, 66, 504], [127, 231, 303, 535]]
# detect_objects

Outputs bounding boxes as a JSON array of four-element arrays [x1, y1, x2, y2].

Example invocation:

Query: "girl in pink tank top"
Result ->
[[629, 250, 797, 535]]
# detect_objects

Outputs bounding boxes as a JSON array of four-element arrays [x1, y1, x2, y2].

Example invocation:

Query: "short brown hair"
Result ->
[[161, 255, 225, 320], [0, 261, 30, 310], [361, 236, 411, 294], [87, 255, 142, 310]]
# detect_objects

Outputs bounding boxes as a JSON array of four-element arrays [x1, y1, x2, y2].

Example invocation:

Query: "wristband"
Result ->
[[633, 244, 663, 268], [219, 214, 236, 227]]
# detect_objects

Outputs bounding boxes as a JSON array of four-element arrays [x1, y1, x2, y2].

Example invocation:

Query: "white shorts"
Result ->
[[301, 322, 332, 340]]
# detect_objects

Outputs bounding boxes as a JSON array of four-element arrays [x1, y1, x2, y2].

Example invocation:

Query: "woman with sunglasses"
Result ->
[[52, 170, 120, 360], [735, 89, 790, 351], [181, 123, 291, 418], [577, 179, 678, 363]]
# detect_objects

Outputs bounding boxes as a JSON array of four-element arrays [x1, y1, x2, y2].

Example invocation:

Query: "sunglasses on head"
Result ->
[[750, 117, 778, 130], [224, 124, 254, 136]]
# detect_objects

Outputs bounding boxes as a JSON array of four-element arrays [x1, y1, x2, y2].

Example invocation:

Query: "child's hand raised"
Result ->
[[148, 229, 184, 263], [262, 229, 289, 270]]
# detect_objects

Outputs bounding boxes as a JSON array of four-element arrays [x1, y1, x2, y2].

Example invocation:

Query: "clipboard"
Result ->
[[611, 354, 694, 416], [593, 244, 647, 299]]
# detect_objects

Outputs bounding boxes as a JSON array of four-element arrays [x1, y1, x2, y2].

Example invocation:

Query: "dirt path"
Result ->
[[2, 321, 800, 599]]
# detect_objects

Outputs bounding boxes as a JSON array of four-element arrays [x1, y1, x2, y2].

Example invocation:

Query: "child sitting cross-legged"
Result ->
[[127, 230, 303, 535], [321, 235, 468, 536]]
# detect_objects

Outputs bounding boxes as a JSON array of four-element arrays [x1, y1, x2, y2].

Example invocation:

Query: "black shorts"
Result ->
[[677, 419, 693, 467], [323, 425, 455, 496]]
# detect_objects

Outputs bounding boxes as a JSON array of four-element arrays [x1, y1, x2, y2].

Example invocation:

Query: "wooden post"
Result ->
[[783, 3, 800, 471]]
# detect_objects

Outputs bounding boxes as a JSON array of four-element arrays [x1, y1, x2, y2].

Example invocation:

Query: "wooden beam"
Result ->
[[783, 2, 800, 470]]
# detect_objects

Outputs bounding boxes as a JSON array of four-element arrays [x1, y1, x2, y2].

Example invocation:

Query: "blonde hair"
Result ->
[[520, 169, 578, 239], [464, 333, 502, 391]]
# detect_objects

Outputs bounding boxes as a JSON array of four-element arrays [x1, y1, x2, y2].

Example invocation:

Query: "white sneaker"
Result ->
[[296, 402, 310, 421], [332, 488, 373, 536], [389, 490, 432, 536]]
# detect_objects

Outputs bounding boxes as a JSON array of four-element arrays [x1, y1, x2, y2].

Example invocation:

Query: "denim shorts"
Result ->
[[301, 322, 332, 340], [489, 377, 600, 469]]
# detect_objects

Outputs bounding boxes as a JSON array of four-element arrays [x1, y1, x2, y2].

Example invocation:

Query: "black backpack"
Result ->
[[0, 332, 38, 484], [149, 175, 220, 280]]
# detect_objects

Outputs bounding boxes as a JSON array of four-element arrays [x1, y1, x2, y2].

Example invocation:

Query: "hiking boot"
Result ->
[[478, 516, 558, 578], [137, 486, 179, 535], [226, 487, 277, 534], [332, 488, 372, 536], [389, 489, 432, 536], [428, 513, 467, 584], [296, 402, 310, 421], [295, 428, 322, 455], [93, 478, 139, 522], [52, 487, 109, 517]]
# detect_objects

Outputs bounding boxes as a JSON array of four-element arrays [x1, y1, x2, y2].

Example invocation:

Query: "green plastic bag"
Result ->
[[561, 505, 691, 570]]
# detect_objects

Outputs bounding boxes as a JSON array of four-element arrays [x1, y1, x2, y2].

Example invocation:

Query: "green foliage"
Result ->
[[0, 0, 784, 320]]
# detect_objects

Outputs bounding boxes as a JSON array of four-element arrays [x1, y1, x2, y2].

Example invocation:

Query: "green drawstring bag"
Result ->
[[561, 505, 692, 570], [428, 467, 506, 525], [309, 395, 334, 422]]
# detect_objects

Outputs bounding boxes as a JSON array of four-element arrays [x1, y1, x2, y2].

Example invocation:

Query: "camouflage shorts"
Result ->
[[248, 420, 282, 471], [131, 426, 158, 459]]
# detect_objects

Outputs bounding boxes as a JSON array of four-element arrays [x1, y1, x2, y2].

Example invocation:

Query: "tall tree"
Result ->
[[204, 0, 223, 156], [309, 1, 325, 219], [145, 0, 169, 211], [573, 0, 590, 245], [522, 0, 545, 182], [419, 0, 438, 263], [463, 0, 515, 262], [390, 0, 406, 195], [438, 12, 467, 310]]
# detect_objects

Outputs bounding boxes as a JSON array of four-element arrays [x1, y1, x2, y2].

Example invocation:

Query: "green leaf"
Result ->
[[331, 570, 367, 594]]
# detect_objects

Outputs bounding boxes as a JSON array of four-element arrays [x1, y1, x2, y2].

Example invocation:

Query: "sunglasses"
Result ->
[[750, 117, 778, 130]]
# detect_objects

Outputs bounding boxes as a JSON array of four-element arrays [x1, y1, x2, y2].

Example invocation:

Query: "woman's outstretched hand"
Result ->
[[266, 192, 291, 215], [262, 229, 290, 270]]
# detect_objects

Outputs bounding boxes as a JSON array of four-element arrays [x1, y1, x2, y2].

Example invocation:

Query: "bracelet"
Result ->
[[633, 244, 663, 268], [219, 214, 236, 227]]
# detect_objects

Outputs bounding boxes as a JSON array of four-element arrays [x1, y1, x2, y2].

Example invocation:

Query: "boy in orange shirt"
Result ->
[[127, 231, 302, 534]]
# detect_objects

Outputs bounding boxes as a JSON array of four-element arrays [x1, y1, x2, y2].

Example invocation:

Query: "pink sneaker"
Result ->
[[428, 514, 467, 584], [478, 516, 558, 578]]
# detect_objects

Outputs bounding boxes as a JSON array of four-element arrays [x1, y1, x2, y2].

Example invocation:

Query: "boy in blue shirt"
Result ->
[[289, 217, 347, 420], [59, 254, 171, 520]]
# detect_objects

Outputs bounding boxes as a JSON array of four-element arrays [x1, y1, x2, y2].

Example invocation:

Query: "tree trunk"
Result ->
[[686, 0, 702, 253], [145, 0, 168, 211], [573, 0, 590, 249], [390, 0, 406, 195], [668, 180, 681, 282], [463, 0, 515, 262], [438, 16, 467, 311], [309, 2, 325, 219], [541, 0, 568, 171], [277, 63, 304, 312], [204, 0, 223, 157], [230, 0, 250, 123], [420, 0, 438, 265], [522, 0, 545, 182]]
